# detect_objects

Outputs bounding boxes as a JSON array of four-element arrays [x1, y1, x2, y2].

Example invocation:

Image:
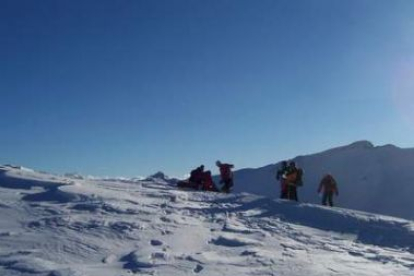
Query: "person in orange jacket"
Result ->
[[216, 160, 234, 193], [318, 174, 339, 207], [282, 161, 302, 201]]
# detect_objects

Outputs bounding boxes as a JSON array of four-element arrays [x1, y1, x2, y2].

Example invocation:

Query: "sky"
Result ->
[[1, 0, 413, 178]]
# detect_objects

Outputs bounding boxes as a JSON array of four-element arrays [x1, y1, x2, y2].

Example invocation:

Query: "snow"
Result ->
[[0, 165, 413, 275], [234, 141, 414, 220]]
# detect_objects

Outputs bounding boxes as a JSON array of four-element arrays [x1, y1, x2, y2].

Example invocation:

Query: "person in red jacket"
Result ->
[[200, 170, 218, 192], [318, 174, 339, 207], [216, 160, 234, 193]]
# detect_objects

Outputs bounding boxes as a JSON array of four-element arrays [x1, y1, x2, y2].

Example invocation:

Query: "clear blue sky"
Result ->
[[1, 0, 413, 177]]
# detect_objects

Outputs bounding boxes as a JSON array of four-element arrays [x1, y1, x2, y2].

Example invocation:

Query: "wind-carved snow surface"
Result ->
[[0, 165, 413, 275]]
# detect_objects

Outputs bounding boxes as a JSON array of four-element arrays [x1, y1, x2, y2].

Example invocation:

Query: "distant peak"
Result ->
[[144, 171, 179, 186], [378, 144, 399, 149], [149, 171, 168, 180], [320, 140, 375, 155], [348, 140, 374, 149], [145, 171, 171, 182], [1, 164, 35, 172]]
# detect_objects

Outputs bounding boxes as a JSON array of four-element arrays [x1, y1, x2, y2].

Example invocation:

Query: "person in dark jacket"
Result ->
[[318, 174, 339, 207], [189, 165, 205, 188], [216, 160, 234, 193], [276, 161, 289, 199]]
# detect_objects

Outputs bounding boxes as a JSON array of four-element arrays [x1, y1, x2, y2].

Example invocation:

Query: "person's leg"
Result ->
[[228, 179, 234, 190], [286, 185, 292, 200], [221, 179, 231, 193], [287, 185, 296, 201], [328, 193, 334, 206], [322, 193, 328, 205], [293, 186, 298, 202], [280, 181, 287, 199], [223, 183, 230, 193]]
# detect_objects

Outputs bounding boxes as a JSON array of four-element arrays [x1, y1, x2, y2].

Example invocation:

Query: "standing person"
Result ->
[[276, 161, 289, 199], [283, 161, 303, 201], [216, 160, 234, 193], [318, 174, 339, 207]]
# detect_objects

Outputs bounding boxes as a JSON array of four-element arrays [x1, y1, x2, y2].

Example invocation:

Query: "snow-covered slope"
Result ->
[[234, 141, 414, 220], [0, 165, 413, 275]]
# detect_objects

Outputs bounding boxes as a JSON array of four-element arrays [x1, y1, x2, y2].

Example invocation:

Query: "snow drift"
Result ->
[[0, 165, 412, 275]]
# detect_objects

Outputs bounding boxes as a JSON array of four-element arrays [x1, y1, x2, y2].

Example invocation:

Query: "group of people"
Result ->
[[276, 161, 339, 206], [178, 159, 339, 207], [177, 161, 234, 193]]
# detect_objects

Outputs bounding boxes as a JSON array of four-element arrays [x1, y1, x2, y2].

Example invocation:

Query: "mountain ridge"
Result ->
[[233, 140, 414, 221]]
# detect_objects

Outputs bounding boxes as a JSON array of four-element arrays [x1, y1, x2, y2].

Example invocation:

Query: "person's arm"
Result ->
[[317, 179, 323, 193], [334, 179, 339, 196], [276, 170, 281, 180]]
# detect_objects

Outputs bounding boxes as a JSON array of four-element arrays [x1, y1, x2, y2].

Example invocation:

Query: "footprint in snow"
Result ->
[[0, 231, 18, 237], [120, 250, 169, 273], [160, 229, 173, 235], [210, 235, 261, 247], [120, 251, 154, 273], [160, 216, 172, 223], [102, 254, 117, 264], [150, 239, 163, 246], [193, 264, 204, 273], [240, 250, 257, 256]]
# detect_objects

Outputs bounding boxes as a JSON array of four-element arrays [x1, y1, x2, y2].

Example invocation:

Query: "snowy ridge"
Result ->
[[0, 165, 413, 275], [234, 141, 414, 220]]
